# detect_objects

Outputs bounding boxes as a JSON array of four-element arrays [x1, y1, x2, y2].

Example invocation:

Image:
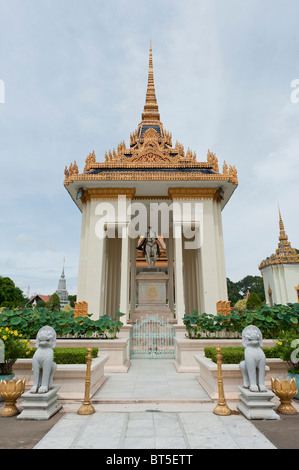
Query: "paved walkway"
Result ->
[[33, 359, 278, 449], [34, 409, 276, 449], [93, 359, 210, 402]]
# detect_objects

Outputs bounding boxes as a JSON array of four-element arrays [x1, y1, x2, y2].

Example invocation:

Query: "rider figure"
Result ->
[[137, 226, 161, 262]]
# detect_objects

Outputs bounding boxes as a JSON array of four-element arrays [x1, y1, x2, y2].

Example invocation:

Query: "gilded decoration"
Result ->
[[81, 187, 136, 203], [259, 209, 299, 269], [168, 187, 222, 202], [74, 301, 88, 318], [216, 300, 232, 316], [63, 44, 238, 187]]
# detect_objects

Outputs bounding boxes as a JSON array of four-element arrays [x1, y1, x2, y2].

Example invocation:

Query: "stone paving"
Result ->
[[34, 410, 276, 449], [33, 359, 278, 449], [92, 358, 210, 402]]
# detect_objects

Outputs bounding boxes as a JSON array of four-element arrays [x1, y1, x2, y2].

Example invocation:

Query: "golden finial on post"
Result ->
[[77, 347, 95, 415], [213, 345, 232, 416]]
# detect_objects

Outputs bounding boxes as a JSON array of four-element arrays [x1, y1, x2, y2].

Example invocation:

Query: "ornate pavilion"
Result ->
[[64, 44, 238, 324], [259, 209, 299, 306]]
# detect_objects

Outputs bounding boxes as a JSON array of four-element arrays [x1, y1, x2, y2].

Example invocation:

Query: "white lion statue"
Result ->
[[30, 326, 57, 394], [239, 325, 267, 392]]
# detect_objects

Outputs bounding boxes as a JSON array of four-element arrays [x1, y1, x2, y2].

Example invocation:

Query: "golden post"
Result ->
[[77, 347, 95, 415], [213, 345, 232, 416]]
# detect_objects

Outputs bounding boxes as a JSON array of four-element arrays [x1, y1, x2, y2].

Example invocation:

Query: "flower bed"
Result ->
[[20, 347, 99, 364], [183, 304, 299, 339], [13, 347, 109, 400], [194, 345, 288, 400], [174, 337, 276, 373], [0, 308, 124, 339], [195, 354, 288, 400], [36, 339, 131, 373], [204, 346, 281, 363]]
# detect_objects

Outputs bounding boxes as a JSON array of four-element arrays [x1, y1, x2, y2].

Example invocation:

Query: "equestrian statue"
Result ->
[[137, 226, 161, 268]]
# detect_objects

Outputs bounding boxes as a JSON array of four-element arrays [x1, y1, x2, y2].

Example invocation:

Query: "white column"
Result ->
[[173, 222, 185, 324], [213, 200, 228, 300], [199, 199, 220, 315], [84, 200, 107, 319], [130, 236, 137, 314], [166, 231, 174, 312], [77, 200, 90, 302], [119, 223, 131, 325]]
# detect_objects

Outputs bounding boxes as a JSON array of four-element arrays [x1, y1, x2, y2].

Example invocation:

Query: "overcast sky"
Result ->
[[0, 0, 299, 297]]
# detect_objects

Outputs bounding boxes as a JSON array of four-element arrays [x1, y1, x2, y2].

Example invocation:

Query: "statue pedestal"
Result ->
[[17, 386, 62, 420], [131, 271, 173, 322], [237, 386, 280, 420]]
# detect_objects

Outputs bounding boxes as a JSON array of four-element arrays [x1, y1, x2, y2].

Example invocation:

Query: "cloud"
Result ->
[[0, 0, 299, 293], [0, 248, 78, 296], [14, 234, 57, 252]]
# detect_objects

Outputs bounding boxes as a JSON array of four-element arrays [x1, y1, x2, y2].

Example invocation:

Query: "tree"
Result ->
[[227, 275, 265, 306], [227, 278, 242, 305], [0, 276, 27, 308], [246, 292, 263, 310], [68, 295, 77, 308], [45, 293, 61, 312], [238, 275, 265, 302]]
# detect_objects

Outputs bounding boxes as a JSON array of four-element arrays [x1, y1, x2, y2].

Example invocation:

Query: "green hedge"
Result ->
[[204, 346, 281, 364], [183, 303, 299, 339], [19, 347, 99, 364], [0, 308, 124, 339]]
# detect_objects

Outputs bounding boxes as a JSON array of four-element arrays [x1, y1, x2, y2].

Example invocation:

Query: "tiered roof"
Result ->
[[64, 44, 238, 187], [259, 209, 299, 269]]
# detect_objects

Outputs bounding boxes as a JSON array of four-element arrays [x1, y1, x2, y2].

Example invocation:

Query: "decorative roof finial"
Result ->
[[278, 206, 288, 243], [61, 258, 65, 278], [141, 41, 160, 122], [259, 207, 299, 269]]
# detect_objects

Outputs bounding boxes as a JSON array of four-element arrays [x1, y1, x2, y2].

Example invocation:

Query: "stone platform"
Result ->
[[237, 386, 280, 420], [17, 386, 62, 421], [132, 271, 173, 322]]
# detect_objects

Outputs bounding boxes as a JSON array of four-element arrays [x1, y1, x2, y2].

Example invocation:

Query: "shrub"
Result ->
[[246, 293, 263, 310], [273, 330, 299, 373], [54, 347, 98, 364], [0, 308, 125, 339], [45, 294, 61, 313], [183, 311, 225, 338], [204, 346, 281, 364], [234, 299, 247, 312], [62, 304, 73, 314], [0, 327, 32, 374], [19, 347, 98, 364], [183, 303, 299, 339]]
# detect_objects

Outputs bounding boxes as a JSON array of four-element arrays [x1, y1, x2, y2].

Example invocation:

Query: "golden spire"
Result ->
[[141, 41, 160, 122], [259, 206, 299, 270], [278, 206, 288, 244]]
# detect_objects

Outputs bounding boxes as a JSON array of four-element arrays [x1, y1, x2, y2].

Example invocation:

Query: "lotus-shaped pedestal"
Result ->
[[0, 378, 26, 417], [271, 377, 298, 415]]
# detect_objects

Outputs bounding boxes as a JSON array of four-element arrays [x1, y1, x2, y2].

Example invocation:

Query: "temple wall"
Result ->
[[261, 263, 299, 305]]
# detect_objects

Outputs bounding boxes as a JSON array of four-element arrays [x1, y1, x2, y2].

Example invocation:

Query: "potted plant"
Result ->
[[273, 329, 299, 399]]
